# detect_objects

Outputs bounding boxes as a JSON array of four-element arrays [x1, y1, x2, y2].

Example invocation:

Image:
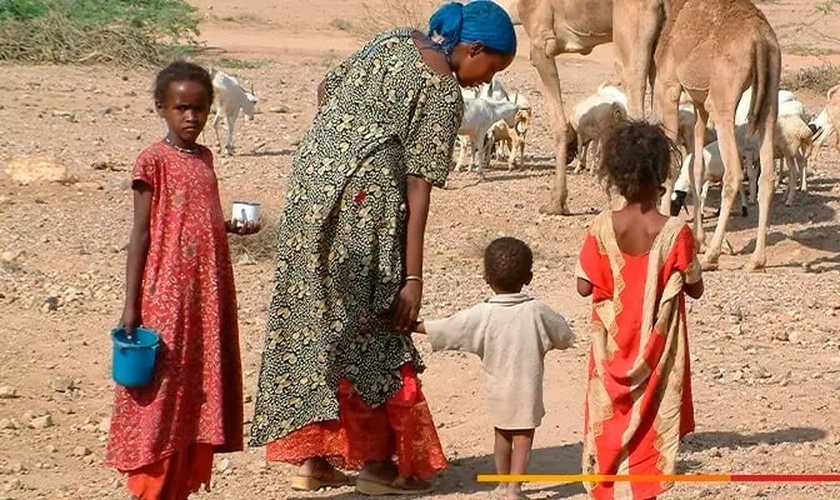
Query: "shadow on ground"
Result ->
[[287, 427, 826, 499]]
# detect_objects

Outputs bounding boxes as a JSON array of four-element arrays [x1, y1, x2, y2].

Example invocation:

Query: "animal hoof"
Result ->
[[699, 256, 719, 272], [539, 200, 571, 216], [744, 257, 767, 272]]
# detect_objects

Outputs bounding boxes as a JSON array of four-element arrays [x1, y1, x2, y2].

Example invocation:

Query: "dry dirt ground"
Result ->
[[2, 0, 840, 499]]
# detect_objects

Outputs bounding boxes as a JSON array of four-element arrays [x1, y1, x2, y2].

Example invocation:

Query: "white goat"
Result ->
[[739, 90, 814, 206], [809, 107, 833, 158], [455, 96, 520, 176], [461, 77, 533, 168], [739, 114, 813, 206], [570, 84, 628, 174], [209, 68, 258, 156], [810, 85, 840, 160], [671, 140, 749, 218], [473, 77, 531, 109]]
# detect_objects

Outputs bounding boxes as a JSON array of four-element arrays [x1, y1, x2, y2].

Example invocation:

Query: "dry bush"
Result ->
[[0, 0, 200, 68], [345, 0, 441, 40], [781, 65, 840, 95]]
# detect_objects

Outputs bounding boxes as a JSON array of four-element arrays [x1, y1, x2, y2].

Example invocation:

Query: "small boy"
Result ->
[[412, 237, 575, 500]]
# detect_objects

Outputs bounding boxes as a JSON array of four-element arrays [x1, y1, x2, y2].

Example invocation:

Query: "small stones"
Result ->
[[268, 104, 290, 113], [50, 376, 76, 393], [217, 458, 233, 473], [3, 478, 22, 492], [41, 296, 59, 313], [0, 418, 17, 430], [772, 330, 789, 342], [72, 446, 92, 457], [29, 414, 53, 429], [0, 386, 18, 399]]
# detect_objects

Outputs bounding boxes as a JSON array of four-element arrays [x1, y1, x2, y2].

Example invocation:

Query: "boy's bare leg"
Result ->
[[507, 429, 535, 499], [494, 428, 513, 495]]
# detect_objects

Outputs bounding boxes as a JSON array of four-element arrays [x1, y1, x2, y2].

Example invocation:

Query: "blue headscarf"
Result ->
[[428, 0, 517, 56]]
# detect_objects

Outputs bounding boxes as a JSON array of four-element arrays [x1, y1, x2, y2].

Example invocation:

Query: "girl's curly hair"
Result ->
[[596, 120, 682, 201]]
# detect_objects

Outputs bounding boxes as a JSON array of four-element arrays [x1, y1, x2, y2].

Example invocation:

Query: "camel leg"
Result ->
[[747, 116, 777, 271], [531, 45, 571, 215], [702, 115, 741, 270], [613, 0, 663, 118], [745, 150, 758, 205], [691, 105, 710, 250], [655, 86, 681, 215]]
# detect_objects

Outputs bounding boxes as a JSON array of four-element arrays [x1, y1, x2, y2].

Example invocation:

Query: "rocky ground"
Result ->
[[2, 0, 840, 499]]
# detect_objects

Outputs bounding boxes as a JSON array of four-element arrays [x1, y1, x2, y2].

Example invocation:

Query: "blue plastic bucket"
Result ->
[[111, 327, 160, 388]]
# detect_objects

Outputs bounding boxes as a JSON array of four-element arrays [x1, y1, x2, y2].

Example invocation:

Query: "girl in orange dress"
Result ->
[[575, 121, 704, 500], [105, 61, 260, 500]]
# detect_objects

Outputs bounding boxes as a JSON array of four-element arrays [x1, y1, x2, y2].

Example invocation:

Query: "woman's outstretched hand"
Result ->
[[391, 280, 422, 332]]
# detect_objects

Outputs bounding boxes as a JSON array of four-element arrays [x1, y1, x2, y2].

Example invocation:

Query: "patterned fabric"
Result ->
[[575, 211, 701, 500], [265, 364, 447, 479], [249, 29, 463, 446], [126, 443, 214, 500], [106, 142, 244, 473]]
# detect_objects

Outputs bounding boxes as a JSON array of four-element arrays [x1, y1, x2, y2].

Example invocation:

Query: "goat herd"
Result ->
[[206, 46, 840, 273]]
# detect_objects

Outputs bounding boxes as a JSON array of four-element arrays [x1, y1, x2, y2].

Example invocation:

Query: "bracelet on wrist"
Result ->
[[404, 275, 423, 284]]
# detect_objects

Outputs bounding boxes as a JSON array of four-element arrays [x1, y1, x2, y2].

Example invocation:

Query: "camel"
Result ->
[[497, 0, 665, 215], [653, 0, 781, 271]]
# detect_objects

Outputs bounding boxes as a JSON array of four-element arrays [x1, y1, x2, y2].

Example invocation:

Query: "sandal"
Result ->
[[290, 468, 351, 491], [355, 476, 433, 496]]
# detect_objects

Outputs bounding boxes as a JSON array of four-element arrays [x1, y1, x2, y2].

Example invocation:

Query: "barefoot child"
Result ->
[[412, 237, 574, 500], [575, 120, 704, 500], [105, 61, 261, 500]]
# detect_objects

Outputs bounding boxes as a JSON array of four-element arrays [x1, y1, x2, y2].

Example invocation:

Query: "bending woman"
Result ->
[[249, 1, 517, 496]]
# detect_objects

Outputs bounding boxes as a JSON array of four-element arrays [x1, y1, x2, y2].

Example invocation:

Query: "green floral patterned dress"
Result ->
[[249, 29, 464, 447]]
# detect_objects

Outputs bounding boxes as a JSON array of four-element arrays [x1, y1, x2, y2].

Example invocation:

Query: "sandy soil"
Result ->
[[2, 0, 840, 499]]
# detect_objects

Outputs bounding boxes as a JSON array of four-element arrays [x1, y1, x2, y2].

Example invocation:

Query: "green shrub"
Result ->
[[0, 0, 201, 67]]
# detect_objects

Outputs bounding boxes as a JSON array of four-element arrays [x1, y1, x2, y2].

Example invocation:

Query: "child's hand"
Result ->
[[226, 220, 262, 236]]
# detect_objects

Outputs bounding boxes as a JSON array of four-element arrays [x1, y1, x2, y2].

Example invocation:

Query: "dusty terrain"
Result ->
[[2, 0, 840, 499]]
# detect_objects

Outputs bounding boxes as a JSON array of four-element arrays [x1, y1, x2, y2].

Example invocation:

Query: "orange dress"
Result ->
[[105, 142, 244, 499], [576, 211, 702, 500]]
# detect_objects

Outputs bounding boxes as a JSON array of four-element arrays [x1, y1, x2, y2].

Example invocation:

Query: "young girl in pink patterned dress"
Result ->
[[105, 61, 260, 500]]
